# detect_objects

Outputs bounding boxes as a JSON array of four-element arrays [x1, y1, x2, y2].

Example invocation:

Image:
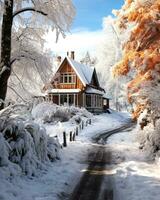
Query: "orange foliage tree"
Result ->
[[113, 0, 160, 120]]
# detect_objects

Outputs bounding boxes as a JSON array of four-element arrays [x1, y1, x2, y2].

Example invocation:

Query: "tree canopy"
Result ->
[[0, 0, 75, 106], [113, 0, 160, 119]]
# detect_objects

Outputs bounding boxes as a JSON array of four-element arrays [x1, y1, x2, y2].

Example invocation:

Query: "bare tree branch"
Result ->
[[13, 7, 47, 19], [7, 85, 27, 102]]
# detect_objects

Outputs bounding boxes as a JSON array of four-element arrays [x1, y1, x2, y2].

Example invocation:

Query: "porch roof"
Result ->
[[103, 93, 111, 99], [48, 89, 81, 94], [85, 87, 104, 95]]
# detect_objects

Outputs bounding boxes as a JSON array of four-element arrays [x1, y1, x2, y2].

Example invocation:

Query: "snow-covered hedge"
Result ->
[[137, 109, 160, 159], [32, 102, 92, 124], [0, 102, 92, 178], [0, 104, 61, 177]]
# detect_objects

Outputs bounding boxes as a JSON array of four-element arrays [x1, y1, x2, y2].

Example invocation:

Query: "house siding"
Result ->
[[52, 60, 84, 90]]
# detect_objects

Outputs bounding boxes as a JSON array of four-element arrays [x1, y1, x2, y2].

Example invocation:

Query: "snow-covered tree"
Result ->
[[0, 0, 75, 109], [80, 51, 97, 66], [7, 24, 56, 102], [113, 0, 160, 156], [95, 16, 130, 111]]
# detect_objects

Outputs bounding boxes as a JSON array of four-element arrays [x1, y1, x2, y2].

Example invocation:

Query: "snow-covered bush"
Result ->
[[32, 102, 92, 124], [0, 104, 61, 177], [137, 109, 160, 159]]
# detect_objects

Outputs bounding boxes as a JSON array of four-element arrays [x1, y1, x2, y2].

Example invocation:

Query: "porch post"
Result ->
[[83, 93, 85, 107], [91, 94, 93, 108], [74, 94, 76, 106], [67, 94, 69, 105], [58, 94, 60, 105], [77, 94, 78, 106]]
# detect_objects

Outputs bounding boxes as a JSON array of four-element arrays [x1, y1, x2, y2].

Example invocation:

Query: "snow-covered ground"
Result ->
[[0, 108, 129, 200], [107, 129, 160, 200], [1, 105, 159, 200]]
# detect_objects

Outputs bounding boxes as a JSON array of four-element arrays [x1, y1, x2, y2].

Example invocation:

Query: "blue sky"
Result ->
[[72, 0, 124, 31], [46, 0, 124, 59]]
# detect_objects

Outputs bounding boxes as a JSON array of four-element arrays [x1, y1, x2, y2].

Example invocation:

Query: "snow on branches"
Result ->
[[0, 0, 75, 105], [0, 103, 61, 176], [113, 0, 160, 157], [113, 0, 160, 119]]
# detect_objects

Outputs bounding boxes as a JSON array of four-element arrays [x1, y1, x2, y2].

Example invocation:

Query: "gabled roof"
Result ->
[[66, 56, 94, 86]]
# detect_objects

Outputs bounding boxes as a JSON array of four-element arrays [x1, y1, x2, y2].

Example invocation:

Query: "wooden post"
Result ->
[[63, 131, 67, 147], [70, 131, 72, 141], [76, 127, 78, 136], [73, 132, 76, 141], [74, 94, 76, 106], [82, 121, 84, 129], [58, 94, 60, 105]]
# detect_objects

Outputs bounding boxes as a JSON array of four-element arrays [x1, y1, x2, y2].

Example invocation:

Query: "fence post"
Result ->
[[73, 132, 76, 141], [82, 121, 84, 130], [70, 131, 72, 141], [63, 131, 67, 147], [76, 127, 78, 136]]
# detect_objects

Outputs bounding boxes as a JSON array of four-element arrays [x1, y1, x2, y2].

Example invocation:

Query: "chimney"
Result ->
[[71, 51, 75, 60]]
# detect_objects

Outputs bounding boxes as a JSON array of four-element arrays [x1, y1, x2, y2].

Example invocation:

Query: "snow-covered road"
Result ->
[[69, 123, 135, 200]]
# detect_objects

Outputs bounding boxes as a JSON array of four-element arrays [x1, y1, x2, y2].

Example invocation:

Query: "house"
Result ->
[[44, 51, 110, 113]]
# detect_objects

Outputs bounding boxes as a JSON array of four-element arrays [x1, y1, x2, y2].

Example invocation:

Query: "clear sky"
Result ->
[[72, 0, 124, 31]]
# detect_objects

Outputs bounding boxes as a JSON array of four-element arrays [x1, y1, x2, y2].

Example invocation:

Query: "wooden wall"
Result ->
[[52, 60, 84, 90]]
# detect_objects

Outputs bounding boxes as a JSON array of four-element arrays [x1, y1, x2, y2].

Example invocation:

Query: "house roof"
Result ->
[[85, 87, 104, 95], [66, 56, 94, 86]]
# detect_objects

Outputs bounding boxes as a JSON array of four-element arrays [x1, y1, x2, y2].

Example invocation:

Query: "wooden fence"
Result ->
[[62, 118, 92, 147]]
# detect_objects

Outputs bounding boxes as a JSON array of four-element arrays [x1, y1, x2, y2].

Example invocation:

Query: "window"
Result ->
[[86, 95, 91, 107], [60, 73, 76, 84], [68, 76, 72, 83], [64, 75, 68, 83], [69, 95, 74, 105], [60, 95, 67, 105]]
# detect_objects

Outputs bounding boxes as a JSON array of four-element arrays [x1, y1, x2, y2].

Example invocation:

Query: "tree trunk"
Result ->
[[0, 0, 13, 109]]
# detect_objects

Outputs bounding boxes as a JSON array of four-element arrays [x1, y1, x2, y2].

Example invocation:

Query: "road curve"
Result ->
[[69, 122, 135, 200]]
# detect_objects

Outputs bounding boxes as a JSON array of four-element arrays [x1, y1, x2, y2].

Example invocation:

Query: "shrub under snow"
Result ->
[[0, 102, 92, 178], [0, 104, 61, 177], [137, 109, 160, 159], [32, 102, 92, 124]]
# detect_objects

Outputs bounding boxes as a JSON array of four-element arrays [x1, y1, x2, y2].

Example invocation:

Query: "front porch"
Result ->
[[48, 93, 80, 106], [47, 92, 104, 113]]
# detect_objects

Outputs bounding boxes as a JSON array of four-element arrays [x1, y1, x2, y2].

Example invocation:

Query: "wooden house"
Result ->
[[44, 52, 110, 113]]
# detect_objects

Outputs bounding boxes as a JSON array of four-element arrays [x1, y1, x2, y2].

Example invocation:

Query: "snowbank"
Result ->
[[107, 127, 160, 200]]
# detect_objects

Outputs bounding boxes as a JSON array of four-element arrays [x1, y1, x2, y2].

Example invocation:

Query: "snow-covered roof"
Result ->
[[48, 89, 81, 93], [85, 87, 111, 99], [103, 93, 111, 99], [85, 87, 104, 95], [66, 57, 94, 86]]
